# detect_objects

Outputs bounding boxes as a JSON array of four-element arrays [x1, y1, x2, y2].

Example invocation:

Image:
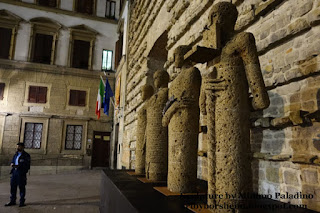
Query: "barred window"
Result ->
[[65, 125, 83, 150], [24, 123, 43, 149]]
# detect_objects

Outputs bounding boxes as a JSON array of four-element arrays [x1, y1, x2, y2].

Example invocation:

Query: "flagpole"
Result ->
[[100, 75, 106, 86]]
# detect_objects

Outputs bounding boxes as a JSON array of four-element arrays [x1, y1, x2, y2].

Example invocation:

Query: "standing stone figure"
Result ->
[[199, 2, 270, 211], [162, 55, 201, 193], [145, 70, 169, 181], [135, 85, 154, 175]]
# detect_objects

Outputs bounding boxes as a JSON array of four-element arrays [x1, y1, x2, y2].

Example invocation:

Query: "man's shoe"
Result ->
[[19, 203, 26, 207], [4, 202, 16, 206]]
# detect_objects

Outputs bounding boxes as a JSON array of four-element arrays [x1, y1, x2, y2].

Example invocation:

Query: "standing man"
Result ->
[[4, 142, 31, 207]]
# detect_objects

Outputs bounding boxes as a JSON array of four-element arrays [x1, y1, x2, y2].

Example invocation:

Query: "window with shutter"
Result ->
[[0, 27, 12, 59], [0, 10, 21, 60], [115, 40, 120, 69], [0, 83, 5, 100], [28, 86, 38, 103], [72, 40, 90, 69], [32, 33, 53, 64], [38, 87, 47, 103], [69, 90, 77, 106], [69, 90, 86, 106], [28, 86, 48, 103], [78, 91, 86, 106], [76, 0, 94, 15], [38, 0, 57, 7]]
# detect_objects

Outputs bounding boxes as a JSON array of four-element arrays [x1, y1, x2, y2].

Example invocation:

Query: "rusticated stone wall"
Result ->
[[121, 0, 320, 211]]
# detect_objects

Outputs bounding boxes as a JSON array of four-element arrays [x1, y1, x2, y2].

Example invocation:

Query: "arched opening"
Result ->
[[146, 31, 168, 86]]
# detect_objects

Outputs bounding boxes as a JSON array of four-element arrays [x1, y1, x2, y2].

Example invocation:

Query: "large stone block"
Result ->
[[283, 170, 300, 185], [302, 169, 319, 184], [266, 167, 280, 183]]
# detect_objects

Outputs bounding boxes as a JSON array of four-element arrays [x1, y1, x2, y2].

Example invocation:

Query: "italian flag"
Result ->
[[95, 79, 105, 119]]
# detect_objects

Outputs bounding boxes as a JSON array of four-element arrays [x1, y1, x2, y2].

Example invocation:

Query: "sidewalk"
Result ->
[[0, 170, 101, 213]]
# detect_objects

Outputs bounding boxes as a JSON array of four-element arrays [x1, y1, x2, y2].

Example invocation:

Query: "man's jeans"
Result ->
[[10, 169, 27, 204]]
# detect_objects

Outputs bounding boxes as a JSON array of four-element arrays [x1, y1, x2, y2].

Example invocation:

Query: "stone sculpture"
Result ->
[[135, 85, 154, 175], [145, 70, 169, 181], [162, 48, 201, 193], [198, 2, 270, 211]]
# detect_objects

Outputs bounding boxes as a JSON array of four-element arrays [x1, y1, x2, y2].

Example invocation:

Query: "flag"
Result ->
[[115, 76, 121, 114], [103, 78, 114, 115], [95, 79, 105, 119]]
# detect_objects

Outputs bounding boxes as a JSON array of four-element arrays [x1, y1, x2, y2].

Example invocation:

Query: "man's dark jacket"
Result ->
[[10, 151, 31, 175]]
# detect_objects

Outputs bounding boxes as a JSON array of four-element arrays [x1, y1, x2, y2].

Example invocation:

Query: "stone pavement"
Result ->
[[0, 170, 101, 213]]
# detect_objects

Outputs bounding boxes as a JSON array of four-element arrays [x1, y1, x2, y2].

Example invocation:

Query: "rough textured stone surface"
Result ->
[[145, 70, 169, 181], [135, 85, 153, 175], [162, 66, 201, 193], [197, 3, 270, 211], [121, 0, 320, 211]]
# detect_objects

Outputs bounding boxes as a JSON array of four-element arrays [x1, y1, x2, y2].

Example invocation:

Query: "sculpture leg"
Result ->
[[168, 109, 199, 193], [213, 65, 252, 213], [206, 93, 216, 207]]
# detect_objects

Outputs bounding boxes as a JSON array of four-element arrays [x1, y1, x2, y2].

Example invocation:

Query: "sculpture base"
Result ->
[[100, 169, 197, 213], [127, 171, 145, 176], [137, 177, 166, 184], [100, 170, 318, 213], [154, 186, 206, 196]]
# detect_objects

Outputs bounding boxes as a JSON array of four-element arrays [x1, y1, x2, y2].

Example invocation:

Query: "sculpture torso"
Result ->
[[145, 87, 168, 180], [168, 67, 201, 131]]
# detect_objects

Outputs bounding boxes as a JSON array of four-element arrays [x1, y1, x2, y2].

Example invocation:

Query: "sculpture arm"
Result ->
[[174, 45, 192, 68], [162, 98, 194, 126], [240, 33, 270, 110], [142, 131, 147, 155], [199, 85, 207, 115], [162, 101, 179, 127]]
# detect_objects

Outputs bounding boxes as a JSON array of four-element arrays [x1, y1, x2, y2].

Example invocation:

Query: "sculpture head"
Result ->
[[141, 85, 154, 101], [208, 2, 238, 41], [153, 70, 169, 89]]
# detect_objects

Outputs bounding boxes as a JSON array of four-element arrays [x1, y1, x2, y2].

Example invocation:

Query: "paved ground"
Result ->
[[0, 170, 101, 213]]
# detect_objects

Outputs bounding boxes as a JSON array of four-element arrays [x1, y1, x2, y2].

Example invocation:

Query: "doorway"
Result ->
[[91, 131, 111, 168]]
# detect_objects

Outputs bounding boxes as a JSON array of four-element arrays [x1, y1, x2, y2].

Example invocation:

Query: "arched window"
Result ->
[[28, 17, 61, 65], [68, 25, 97, 70], [0, 10, 22, 60]]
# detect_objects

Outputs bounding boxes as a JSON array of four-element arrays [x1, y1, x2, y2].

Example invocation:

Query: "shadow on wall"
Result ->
[[251, 91, 286, 195], [127, 31, 169, 169], [146, 31, 168, 87]]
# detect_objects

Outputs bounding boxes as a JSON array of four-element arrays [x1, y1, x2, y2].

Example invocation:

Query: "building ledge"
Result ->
[[0, 59, 115, 80]]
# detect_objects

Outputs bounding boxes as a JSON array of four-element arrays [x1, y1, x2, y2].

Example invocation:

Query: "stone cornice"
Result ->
[[0, 59, 115, 80], [12, 112, 112, 122]]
